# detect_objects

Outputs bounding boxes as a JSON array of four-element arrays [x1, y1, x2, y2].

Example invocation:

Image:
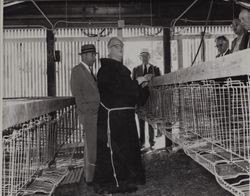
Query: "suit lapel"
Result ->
[[79, 63, 97, 84]]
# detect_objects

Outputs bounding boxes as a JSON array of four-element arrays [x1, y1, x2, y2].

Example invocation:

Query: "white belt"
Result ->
[[100, 102, 135, 187]]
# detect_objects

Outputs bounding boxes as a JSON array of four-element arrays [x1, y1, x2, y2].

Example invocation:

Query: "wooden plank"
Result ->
[[151, 48, 250, 86], [2, 97, 75, 130]]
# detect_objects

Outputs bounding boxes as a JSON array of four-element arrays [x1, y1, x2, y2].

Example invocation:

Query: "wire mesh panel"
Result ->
[[2, 98, 81, 196], [138, 48, 250, 195]]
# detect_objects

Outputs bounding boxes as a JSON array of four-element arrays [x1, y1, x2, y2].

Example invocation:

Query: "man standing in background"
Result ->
[[132, 48, 161, 149], [238, 0, 250, 48], [231, 18, 248, 52], [215, 35, 230, 57], [70, 44, 100, 185]]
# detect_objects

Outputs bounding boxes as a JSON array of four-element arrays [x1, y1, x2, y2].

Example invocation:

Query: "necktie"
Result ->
[[89, 67, 96, 81], [143, 65, 147, 75]]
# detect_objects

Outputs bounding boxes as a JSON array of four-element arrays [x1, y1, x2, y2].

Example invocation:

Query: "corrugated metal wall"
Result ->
[[55, 27, 162, 96], [172, 25, 234, 70], [3, 26, 233, 97], [3, 29, 47, 97], [55, 27, 117, 96]]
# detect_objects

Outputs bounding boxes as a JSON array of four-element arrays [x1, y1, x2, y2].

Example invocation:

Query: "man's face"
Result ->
[[216, 39, 228, 54], [140, 53, 150, 65], [239, 9, 250, 30], [109, 42, 124, 62], [82, 52, 96, 67], [232, 19, 245, 35]]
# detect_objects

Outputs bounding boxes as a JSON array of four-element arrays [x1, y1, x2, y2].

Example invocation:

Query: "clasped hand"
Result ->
[[136, 74, 153, 87]]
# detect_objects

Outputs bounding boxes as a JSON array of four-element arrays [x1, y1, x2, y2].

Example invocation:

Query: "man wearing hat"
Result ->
[[238, 0, 250, 48], [70, 44, 100, 185], [132, 49, 161, 149]]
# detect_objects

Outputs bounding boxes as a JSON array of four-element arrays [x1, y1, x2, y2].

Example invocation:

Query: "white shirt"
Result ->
[[143, 64, 150, 72], [80, 61, 91, 73], [220, 48, 229, 57]]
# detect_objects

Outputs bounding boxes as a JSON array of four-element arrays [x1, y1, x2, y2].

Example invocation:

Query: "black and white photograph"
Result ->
[[1, 0, 250, 195]]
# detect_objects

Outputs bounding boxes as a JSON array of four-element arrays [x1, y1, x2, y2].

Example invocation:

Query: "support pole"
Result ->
[[163, 27, 173, 149], [163, 28, 171, 74], [47, 29, 56, 97], [46, 29, 57, 162], [201, 31, 206, 62]]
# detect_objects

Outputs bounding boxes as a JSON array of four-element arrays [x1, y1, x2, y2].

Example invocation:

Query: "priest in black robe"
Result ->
[[93, 37, 151, 194]]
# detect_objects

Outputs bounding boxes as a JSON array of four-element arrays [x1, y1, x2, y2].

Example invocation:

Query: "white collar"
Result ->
[[80, 61, 91, 73], [221, 48, 229, 56]]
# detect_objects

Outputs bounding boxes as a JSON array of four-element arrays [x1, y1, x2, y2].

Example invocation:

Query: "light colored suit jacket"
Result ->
[[70, 62, 100, 182], [70, 63, 100, 124]]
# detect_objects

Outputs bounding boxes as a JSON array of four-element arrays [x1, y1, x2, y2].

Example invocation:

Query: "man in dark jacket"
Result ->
[[215, 36, 230, 57], [238, 0, 250, 48], [93, 37, 151, 194], [132, 49, 161, 149], [231, 18, 248, 52]]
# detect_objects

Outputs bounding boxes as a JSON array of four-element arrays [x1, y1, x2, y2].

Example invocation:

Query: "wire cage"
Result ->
[[2, 98, 83, 196], [139, 66, 250, 196]]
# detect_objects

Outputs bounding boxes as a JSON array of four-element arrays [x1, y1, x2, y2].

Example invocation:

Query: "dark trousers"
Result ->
[[139, 119, 155, 147]]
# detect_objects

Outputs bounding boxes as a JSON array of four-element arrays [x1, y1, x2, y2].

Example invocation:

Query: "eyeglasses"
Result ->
[[110, 44, 124, 49]]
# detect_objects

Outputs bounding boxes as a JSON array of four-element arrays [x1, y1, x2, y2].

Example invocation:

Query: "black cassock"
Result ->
[[93, 58, 148, 191]]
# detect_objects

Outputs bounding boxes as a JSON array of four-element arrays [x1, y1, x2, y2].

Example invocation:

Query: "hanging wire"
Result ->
[[232, 0, 235, 19], [143, 0, 162, 37], [150, 0, 153, 27], [170, 0, 200, 37], [81, 28, 113, 37], [119, 0, 121, 20], [53, 20, 117, 29], [65, 0, 68, 28], [191, 0, 214, 66], [30, 0, 54, 30]]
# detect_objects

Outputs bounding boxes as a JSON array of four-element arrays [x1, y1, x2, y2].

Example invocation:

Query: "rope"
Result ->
[[100, 102, 135, 187]]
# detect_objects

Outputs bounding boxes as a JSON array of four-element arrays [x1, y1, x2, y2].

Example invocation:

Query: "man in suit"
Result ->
[[70, 44, 100, 185], [231, 18, 248, 52], [132, 49, 161, 149], [238, 1, 250, 48], [215, 36, 230, 58]]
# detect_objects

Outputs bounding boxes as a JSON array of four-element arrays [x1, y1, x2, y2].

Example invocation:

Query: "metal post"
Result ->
[[46, 29, 57, 163], [201, 31, 206, 62], [163, 27, 173, 149], [47, 29, 56, 97]]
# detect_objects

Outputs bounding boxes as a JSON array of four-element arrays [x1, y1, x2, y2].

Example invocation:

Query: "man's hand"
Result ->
[[136, 74, 153, 85], [136, 76, 147, 85], [144, 74, 153, 81], [141, 81, 149, 88]]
